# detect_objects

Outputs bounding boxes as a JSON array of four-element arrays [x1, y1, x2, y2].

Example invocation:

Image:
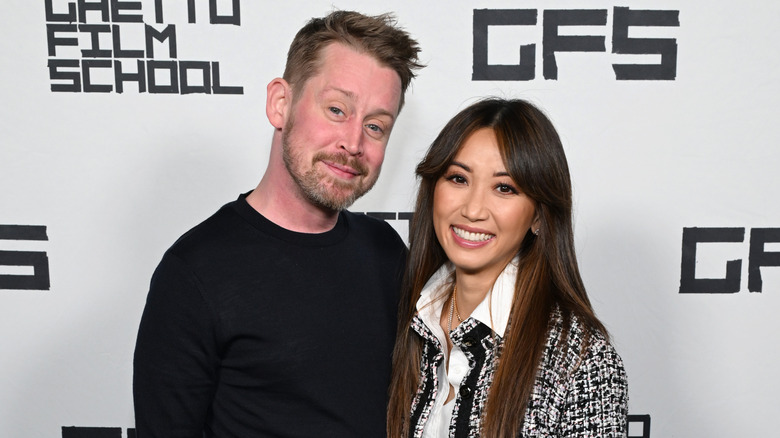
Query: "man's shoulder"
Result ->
[[343, 210, 406, 248], [165, 198, 245, 259]]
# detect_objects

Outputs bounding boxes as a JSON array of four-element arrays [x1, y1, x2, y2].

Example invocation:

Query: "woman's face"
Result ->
[[433, 128, 538, 280]]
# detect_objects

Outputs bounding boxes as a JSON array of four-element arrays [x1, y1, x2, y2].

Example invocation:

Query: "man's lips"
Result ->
[[322, 160, 360, 177]]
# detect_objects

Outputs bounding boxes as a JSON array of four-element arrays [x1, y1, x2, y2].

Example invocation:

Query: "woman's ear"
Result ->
[[531, 214, 541, 236], [266, 78, 291, 129]]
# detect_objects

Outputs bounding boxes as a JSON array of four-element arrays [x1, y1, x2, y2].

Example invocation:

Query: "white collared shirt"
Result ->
[[415, 258, 518, 438]]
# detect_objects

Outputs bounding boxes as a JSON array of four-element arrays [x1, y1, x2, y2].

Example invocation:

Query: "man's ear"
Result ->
[[266, 78, 291, 129]]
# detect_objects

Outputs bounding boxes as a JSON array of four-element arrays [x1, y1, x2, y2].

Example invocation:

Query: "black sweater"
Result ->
[[133, 194, 407, 437]]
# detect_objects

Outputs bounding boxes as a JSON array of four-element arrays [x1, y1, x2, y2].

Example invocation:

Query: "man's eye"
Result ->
[[366, 123, 383, 133], [329, 107, 344, 115]]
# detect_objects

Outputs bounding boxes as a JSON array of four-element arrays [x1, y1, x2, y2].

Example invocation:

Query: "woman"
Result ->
[[387, 98, 628, 437]]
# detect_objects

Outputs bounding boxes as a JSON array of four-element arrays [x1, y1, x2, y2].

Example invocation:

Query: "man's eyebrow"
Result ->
[[329, 86, 356, 100], [327, 87, 397, 120]]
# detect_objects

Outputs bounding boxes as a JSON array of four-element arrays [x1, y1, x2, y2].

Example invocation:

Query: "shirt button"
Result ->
[[459, 385, 473, 398]]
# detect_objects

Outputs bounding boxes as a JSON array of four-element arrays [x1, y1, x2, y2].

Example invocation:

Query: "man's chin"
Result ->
[[307, 187, 361, 211], [302, 173, 377, 210]]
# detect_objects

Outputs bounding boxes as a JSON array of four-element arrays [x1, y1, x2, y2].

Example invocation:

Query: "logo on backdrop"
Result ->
[[0, 225, 50, 291], [627, 414, 651, 438], [62, 427, 134, 438], [679, 227, 780, 294], [473, 6, 680, 81], [45, 0, 243, 94], [362, 211, 412, 233]]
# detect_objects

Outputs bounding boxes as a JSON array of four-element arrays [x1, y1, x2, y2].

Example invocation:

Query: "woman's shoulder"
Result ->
[[545, 308, 626, 379], [525, 308, 628, 436]]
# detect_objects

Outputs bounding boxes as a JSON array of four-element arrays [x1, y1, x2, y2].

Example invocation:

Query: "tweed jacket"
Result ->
[[408, 288, 628, 437]]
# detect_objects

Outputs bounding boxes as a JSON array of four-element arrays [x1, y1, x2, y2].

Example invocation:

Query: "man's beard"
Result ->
[[282, 124, 380, 211]]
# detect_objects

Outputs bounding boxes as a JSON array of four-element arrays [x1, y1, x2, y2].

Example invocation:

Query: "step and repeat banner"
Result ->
[[2, 1, 778, 437]]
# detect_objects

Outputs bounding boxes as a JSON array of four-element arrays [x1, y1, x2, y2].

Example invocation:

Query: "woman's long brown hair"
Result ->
[[387, 98, 608, 437]]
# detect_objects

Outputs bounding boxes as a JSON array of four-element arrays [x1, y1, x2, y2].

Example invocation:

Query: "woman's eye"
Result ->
[[497, 183, 518, 194], [446, 174, 467, 184]]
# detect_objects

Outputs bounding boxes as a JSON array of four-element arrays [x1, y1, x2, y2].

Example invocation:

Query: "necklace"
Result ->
[[448, 285, 462, 337], [452, 285, 463, 322], [448, 288, 455, 334]]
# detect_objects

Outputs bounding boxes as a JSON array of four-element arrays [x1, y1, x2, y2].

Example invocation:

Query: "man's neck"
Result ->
[[245, 174, 340, 234]]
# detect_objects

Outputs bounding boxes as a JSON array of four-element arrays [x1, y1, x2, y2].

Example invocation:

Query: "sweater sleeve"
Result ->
[[133, 252, 220, 437], [558, 338, 629, 437]]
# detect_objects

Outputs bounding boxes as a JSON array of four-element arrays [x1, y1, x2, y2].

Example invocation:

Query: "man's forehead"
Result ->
[[305, 47, 401, 116]]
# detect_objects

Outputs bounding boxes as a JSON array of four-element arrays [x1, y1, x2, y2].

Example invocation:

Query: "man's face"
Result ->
[[282, 43, 402, 211]]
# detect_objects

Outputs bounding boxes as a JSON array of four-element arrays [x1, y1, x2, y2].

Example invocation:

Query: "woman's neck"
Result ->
[[452, 269, 501, 319]]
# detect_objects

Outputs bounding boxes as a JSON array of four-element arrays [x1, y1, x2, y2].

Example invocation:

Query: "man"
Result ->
[[133, 11, 422, 437]]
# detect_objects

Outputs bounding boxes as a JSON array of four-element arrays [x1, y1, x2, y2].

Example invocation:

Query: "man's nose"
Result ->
[[340, 121, 364, 156]]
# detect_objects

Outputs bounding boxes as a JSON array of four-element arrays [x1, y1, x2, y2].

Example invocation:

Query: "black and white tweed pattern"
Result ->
[[409, 316, 444, 438], [407, 309, 628, 437]]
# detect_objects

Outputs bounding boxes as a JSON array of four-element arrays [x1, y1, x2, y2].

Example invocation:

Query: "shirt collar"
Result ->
[[416, 257, 518, 338]]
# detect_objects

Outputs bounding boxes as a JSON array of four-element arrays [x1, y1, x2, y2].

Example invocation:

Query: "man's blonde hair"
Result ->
[[283, 10, 423, 109]]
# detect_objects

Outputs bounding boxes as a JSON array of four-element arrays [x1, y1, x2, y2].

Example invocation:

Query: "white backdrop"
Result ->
[[2, 1, 779, 437]]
